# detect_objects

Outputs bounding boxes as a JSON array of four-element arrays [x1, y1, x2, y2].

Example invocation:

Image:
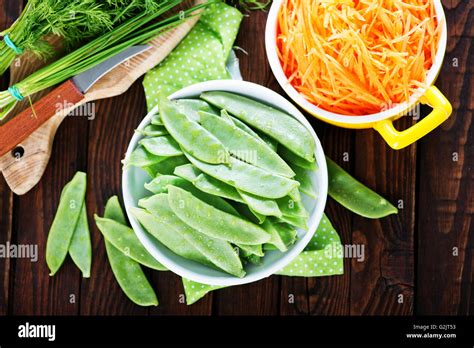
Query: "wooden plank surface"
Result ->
[[0, 0, 472, 316], [416, 0, 474, 315], [0, 0, 21, 316]]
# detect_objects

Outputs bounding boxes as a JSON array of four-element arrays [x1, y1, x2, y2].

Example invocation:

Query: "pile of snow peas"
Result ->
[[126, 92, 319, 278]]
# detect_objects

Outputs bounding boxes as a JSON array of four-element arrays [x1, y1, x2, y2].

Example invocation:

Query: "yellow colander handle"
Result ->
[[373, 86, 452, 150]]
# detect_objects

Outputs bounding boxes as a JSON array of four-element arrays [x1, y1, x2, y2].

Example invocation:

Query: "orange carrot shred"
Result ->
[[277, 0, 440, 115]]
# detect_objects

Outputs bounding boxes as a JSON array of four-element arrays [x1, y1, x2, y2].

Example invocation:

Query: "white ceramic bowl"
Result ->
[[122, 80, 328, 286]]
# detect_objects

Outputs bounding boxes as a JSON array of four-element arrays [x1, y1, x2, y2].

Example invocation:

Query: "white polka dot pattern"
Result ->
[[142, 2, 243, 110]]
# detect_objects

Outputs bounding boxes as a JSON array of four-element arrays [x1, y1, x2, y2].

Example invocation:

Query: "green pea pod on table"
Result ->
[[59, 180, 91, 278], [68, 203, 92, 278], [159, 94, 229, 164], [101, 197, 158, 307], [167, 185, 271, 245], [326, 157, 398, 219], [95, 216, 167, 271], [46, 172, 87, 276], [200, 91, 315, 162]]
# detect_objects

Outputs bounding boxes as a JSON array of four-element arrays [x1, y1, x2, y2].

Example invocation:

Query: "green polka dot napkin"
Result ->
[[143, 1, 242, 110], [142, 1, 344, 305]]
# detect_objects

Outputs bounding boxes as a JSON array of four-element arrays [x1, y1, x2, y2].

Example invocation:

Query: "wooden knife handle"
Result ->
[[0, 80, 84, 156]]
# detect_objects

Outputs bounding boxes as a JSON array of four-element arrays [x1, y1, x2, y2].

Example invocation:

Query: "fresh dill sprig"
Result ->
[[0, 0, 211, 120], [0, 0, 173, 76]]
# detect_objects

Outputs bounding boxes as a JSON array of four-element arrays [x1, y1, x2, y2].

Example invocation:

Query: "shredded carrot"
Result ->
[[277, 0, 440, 115]]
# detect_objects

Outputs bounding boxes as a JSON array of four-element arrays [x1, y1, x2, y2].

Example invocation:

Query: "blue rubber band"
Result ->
[[3, 34, 23, 54], [8, 86, 24, 101]]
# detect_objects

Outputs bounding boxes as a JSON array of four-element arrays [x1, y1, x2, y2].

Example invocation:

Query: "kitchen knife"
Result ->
[[0, 45, 151, 157]]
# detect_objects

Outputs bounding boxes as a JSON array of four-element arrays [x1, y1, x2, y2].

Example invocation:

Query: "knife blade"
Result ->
[[0, 45, 152, 157]]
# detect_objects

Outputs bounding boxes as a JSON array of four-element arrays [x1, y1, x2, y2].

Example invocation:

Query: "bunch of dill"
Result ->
[[0, 0, 164, 75]]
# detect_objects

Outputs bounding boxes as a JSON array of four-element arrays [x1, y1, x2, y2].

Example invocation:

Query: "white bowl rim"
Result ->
[[265, 0, 448, 125], [122, 80, 328, 286]]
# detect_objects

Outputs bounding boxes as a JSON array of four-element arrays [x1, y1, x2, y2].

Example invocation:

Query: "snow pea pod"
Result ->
[[174, 164, 244, 203], [238, 243, 264, 257], [124, 145, 165, 168], [167, 186, 270, 245], [221, 110, 258, 137], [138, 194, 244, 277], [199, 111, 294, 177], [137, 124, 168, 136], [131, 207, 213, 267], [102, 197, 160, 305], [201, 91, 315, 162], [291, 165, 317, 198], [144, 155, 189, 177], [151, 113, 163, 126], [104, 196, 127, 224], [221, 110, 278, 152], [264, 220, 297, 251], [46, 172, 87, 276], [231, 202, 266, 225], [277, 196, 309, 218], [144, 175, 239, 217], [261, 219, 288, 252], [145, 175, 189, 194], [279, 146, 317, 170], [159, 95, 229, 164], [244, 254, 263, 265], [175, 165, 282, 220], [103, 196, 167, 271], [173, 163, 201, 181], [95, 216, 167, 271], [103, 197, 162, 303], [194, 173, 244, 203], [139, 136, 182, 157], [186, 153, 299, 199], [140, 193, 256, 257], [237, 189, 282, 218], [68, 203, 91, 277], [326, 157, 398, 219], [104, 239, 158, 306], [278, 214, 308, 230], [60, 181, 91, 278], [176, 98, 217, 123]]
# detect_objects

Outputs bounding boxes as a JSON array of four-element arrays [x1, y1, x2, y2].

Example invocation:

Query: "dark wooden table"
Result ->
[[0, 0, 472, 316]]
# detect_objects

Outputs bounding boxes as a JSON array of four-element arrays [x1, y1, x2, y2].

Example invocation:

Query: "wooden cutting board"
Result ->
[[0, 0, 202, 195]]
